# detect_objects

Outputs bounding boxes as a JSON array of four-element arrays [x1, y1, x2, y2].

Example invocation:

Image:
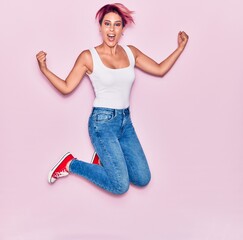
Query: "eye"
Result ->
[[104, 22, 110, 26], [115, 23, 121, 27]]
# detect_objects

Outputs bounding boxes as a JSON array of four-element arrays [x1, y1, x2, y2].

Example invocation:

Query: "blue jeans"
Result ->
[[69, 107, 151, 195]]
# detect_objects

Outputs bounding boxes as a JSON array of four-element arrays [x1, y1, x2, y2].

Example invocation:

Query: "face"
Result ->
[[100, 12, 124, 48]]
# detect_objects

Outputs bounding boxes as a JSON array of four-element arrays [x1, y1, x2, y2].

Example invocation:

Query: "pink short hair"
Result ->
[[96, 3, 134, 27]]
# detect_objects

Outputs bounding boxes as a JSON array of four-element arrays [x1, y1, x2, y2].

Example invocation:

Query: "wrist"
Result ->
[[177, 45, 185, 52], [40, 66, 48, 74]]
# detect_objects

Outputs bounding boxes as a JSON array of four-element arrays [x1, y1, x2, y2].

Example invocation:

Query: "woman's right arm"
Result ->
[[36, 50, 91, 95]]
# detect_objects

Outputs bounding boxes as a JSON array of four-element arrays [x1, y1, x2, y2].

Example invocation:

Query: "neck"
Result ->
[[100, 42, 119, 55]]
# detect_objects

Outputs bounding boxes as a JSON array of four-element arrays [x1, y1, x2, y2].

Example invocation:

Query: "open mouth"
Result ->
[[107, 34, 116, 41]]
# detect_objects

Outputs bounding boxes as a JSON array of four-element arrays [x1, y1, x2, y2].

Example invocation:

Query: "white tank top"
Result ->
[[88, 45, 135, 109]]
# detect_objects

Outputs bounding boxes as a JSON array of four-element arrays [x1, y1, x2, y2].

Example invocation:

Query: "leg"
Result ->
[[120, 116, 151, 187], [70, 137, 129, 194], [70, 108, 130, 194]]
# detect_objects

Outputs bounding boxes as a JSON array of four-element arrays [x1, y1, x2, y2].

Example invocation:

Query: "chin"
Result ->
[[105, 41, 118, 48]]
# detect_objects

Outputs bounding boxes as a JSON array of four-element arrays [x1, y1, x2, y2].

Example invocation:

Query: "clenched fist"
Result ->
[[178, 31, 189, 50], [36, 51, 47, 72]]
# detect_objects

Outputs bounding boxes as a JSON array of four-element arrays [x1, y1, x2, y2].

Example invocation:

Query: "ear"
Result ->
[[122, 25, 126, 35]]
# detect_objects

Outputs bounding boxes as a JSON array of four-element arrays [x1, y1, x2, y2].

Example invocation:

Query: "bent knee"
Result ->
[[132, 172, 151, 187], [113, 181, 130, 195]]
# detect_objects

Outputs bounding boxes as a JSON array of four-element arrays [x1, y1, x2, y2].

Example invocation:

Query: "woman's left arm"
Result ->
[[129, 31, 189, 77]]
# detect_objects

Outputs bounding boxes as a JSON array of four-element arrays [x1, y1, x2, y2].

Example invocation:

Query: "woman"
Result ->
[[36, 3, 189, 195]]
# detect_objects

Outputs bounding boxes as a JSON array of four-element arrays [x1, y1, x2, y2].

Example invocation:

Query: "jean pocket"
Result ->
[[95, 112, 115, 122]]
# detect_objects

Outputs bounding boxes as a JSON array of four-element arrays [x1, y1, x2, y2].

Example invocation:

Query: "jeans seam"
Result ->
[[93, 126, 125, 193]]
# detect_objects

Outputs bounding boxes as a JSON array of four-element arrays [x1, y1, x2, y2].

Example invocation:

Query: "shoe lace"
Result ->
[[53, 169, 69, 178]]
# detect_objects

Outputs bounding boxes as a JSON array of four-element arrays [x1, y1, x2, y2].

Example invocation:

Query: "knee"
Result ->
[[132, 172, 151, 187], [113, 180, 130, 195]]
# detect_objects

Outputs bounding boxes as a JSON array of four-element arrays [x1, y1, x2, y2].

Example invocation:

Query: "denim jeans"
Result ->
[[69, 107, 151, 194]]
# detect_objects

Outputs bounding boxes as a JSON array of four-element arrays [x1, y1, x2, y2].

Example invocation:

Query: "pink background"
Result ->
[[1, 0, 243, 239]]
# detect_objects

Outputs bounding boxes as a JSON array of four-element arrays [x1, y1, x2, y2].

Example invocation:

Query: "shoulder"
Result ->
[[75, 49, 93, 73], [127, 45, 137, 53], [75, 49, 93, 66], [77, 49, 92, 62], [127, 45, 142, 59]]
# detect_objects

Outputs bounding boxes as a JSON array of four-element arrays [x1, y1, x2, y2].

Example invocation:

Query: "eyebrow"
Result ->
[[103, 20, 122, 23]]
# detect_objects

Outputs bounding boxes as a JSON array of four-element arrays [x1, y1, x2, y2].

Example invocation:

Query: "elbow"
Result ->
[[158, 68, 169, 78], [157, 63, 170, 77], [156, 71, 166, 78], [61, 89, 72, 95], [159, 73, 165, 78], [61, 91, 69, 96], [60, 87, 72, 95], [155, 65, 166, 77], [60, 82, 73, 95]]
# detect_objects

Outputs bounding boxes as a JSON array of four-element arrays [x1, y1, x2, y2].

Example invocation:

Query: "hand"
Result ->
[[36, 51, 47, 71], [178, 31, 189, 50]]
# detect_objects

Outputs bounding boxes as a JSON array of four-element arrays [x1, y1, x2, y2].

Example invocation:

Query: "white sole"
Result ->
[[48, 152, 70, 183], [90, 151, 102, 166], [91, 151, 97, 163]]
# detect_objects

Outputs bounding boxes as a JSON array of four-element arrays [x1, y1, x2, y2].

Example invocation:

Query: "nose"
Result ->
[[110, 25, 114, 31]]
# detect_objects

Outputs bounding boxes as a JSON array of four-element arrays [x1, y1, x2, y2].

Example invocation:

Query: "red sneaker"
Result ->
[[91, 152, 102, 165], [48, 152, 74, 184]]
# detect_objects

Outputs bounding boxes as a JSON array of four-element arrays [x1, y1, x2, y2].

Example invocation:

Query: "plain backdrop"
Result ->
[[1, 0, 243, 239]]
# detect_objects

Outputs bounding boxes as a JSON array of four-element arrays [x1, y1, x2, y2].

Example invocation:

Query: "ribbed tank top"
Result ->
[[88, 45, 135, 109]]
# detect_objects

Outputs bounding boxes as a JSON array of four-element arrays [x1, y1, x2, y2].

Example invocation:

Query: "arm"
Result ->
[[129, 31, 189, 77], [36, 50, 92, 95]]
